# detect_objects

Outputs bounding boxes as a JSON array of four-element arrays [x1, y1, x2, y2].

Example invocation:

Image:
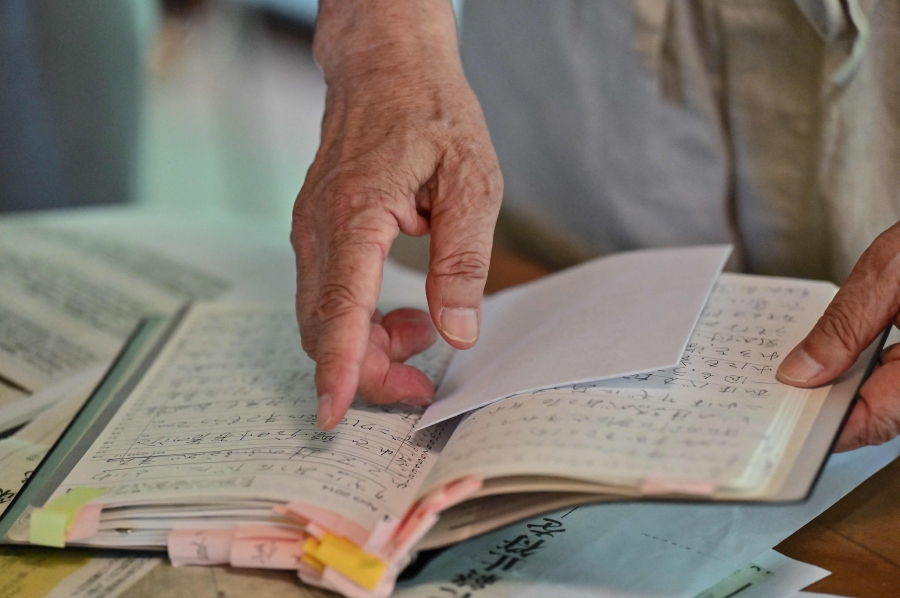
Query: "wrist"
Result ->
[[314, 0, 462, 84]]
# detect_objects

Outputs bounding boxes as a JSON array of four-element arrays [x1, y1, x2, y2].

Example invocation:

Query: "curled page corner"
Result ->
[[416, 244, 733, 430], [384, 475, 483, 561]]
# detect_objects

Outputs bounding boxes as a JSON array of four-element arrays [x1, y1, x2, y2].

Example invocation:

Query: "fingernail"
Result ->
[[440, 307, 479, 343], [777, 348, 824, 384], [317, 393, 334, 429], [402, 396, 433, 407]]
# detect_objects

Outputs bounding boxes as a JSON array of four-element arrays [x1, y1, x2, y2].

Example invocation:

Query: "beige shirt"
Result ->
[[461, 0, 899, 283]]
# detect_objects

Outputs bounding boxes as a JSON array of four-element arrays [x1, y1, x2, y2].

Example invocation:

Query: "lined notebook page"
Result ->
[[50, 305, 455, 532], [422, 274, 838, 493]]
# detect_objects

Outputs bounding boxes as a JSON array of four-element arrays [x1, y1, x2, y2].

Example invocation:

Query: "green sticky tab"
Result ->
[[29, 487, 106, 548], [45, 487, 107, 530], [30, 509, 69, 548]]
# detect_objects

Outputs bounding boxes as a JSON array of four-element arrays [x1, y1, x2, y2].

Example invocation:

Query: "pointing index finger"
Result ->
[[313, 224, 394, 429]]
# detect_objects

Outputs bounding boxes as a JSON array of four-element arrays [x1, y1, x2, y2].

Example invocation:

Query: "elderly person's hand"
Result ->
[[292, 0, 503, 430], [777, 223, 900, 451]]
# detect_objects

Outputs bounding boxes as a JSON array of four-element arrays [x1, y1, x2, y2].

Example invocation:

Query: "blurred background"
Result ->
[[140, 0, 324, 219], [0, 0, 459, 220], [1, 0, 323, 218]]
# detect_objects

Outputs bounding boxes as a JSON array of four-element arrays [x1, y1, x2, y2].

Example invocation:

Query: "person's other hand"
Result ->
[[777, 223, 900, 451], [291, 0, 503, 430]]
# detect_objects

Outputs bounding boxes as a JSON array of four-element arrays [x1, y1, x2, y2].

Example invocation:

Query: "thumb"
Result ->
[[425, 152, 502, 349], [776, 241, 899, 387]]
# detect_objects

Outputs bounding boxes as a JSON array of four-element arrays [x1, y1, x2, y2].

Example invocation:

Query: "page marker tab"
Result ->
[[303, 537, 320, 554], [168, 528, 235, 566], [30, 487, 106, 548], [277, 502, 369, 546], [67, 502, 104, 541], [30, 510, 69, 548], [303, 532, 387, 591], [640, 478, 717, 496], [229, 525, 306, 569]]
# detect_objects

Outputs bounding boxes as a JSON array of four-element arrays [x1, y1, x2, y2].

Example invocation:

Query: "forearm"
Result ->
[[314, 0, 462, 83]]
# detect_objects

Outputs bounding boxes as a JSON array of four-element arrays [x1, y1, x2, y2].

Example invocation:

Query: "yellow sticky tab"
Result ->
[[303, 537, 320, 554], [29, 487, 106, 548], [308, 532, 387, 591]]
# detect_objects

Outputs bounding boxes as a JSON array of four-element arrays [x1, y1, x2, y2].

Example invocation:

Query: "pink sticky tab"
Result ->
[[388, 513, 440, 562], [234, 525, 306, 542], [640, 478, 717, 496], [297, 560, 325, 583], [383, 475, 482, 559], [329, 519, 370, 547], [168, 529, 235, 566], [66, 503, 104, 541], [231, 538, 301, 569], [422, 475, 482, 514], [229, 524, 306, 570], [364, 516, 400, 555], [280, 502, 341, 529], [306, 522, 327, 540], [275, 502, 370, 547]]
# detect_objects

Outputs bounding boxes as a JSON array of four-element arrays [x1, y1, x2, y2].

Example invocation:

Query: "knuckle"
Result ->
[[853, 226, 900, 292], [446, 147, 503, 207], [431, 245, 491, 282], [331, 210, 396, 244], [817, 300, 866, 352], [866, 407, 900, 446], [330, 187, 382, 222], [290, 205, 312, 247], [316, 281, 364, 323]]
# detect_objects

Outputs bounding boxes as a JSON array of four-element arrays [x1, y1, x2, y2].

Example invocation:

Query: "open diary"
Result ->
[[0, 249, 884, 598]]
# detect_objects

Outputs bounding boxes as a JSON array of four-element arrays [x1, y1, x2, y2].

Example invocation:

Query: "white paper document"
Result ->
[[395, 434, 900, 598], [693, 550, 829, 598], [0, 222, 230, 433], [0, 439, 47, 516], [0, 547, 159, 598], [43, 556, 160, 598], [417, 245, 732, 429], [396, 526, 830, 598]]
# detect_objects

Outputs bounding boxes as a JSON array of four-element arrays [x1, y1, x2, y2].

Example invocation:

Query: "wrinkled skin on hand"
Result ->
[[291, 0, 503, 430], [778, 222, 900, 451]]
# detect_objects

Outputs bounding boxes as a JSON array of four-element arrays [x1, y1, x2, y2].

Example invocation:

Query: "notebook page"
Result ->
[[47, 305, 456, 533], [417, 245, 732, 429], [0, 227, 228, 393], [421, 274, 838, 493]]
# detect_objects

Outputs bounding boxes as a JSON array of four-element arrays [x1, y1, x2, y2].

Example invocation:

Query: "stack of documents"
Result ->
[[0, 223, 230, 433]]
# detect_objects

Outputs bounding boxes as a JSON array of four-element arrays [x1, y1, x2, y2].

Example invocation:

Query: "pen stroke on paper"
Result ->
[[54, 306, 455, 530], [424, 274, 837, 490]]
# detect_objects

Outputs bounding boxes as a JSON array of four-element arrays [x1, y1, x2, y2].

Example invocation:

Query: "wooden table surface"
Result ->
[[121, 247, 900, 598]]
